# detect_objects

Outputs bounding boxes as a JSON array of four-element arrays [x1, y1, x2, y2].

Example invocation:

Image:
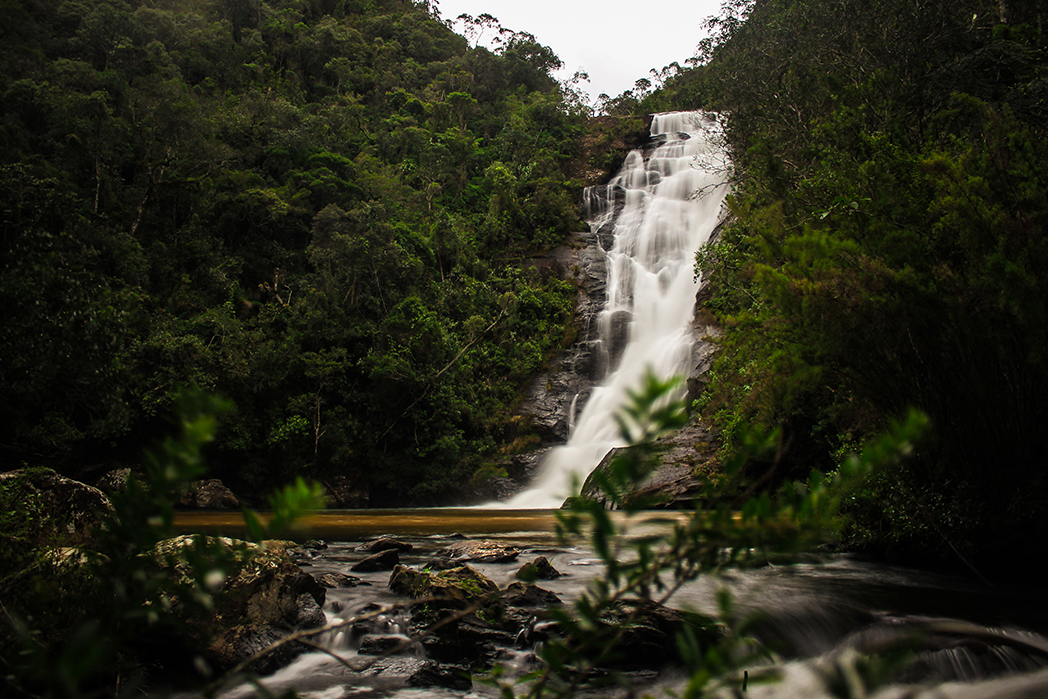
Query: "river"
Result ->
[[171, 510, 1048, 699]]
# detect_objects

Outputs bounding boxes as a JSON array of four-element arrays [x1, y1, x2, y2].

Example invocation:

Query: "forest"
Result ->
[[635, 0, 1048, 571], [2, 0, 1047, 562], [3, 0, 1048, 696], [0, 0, 595, 506]]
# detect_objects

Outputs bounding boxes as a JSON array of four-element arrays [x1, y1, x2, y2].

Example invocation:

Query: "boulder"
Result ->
[[317, 572, 365, 589], [434, 539, 521, 563], [178, 478, 240, 510], [500, 582, 561, 608], [95, 468, 131, 495], [406, 660, 472, 691], [388, 564, 498, 608], [358, 634, 413, 656], [516, 556, 562, 581], [150, 535, 327, 674], [578, 421, 721, 510], [357, 536, 413, 553], [0, 468, 112, 547], [352, 548, 400, 572], [597, 599, 722, 669]]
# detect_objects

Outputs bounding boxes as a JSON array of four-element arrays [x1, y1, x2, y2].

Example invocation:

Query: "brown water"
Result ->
[[173, 507, 690, 542]]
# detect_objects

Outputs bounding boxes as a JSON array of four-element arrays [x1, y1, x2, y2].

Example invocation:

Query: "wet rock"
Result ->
[[415, 625, 503, 668], [422, 557, 464, 571], [358, 634, 413, 656], [317, 572, 366, 589], [434, 539, 521, 563], [500, 582, 561, 607], [149, 536, 327, 674], [0, 468, 112, 547], [352, 548, 400, 572], [516, 556, 562, 581], [514, 225, 610, 447], [290, 592, 326, 628], [357, 536, 413, 553], [599, 599, 722, 669], [605, 309, 633, 370], [579, 421, 721, 509], [178, 478, 240, 510], [388, 564, 498, 608], [358, 657, 472, 691], [486, 476, 523, 501], [407, 660, 472, 691]]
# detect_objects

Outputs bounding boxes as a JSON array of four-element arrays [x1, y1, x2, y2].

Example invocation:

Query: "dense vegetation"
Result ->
[[640, 0, 1048, 571], [0, 0, 591, 505]]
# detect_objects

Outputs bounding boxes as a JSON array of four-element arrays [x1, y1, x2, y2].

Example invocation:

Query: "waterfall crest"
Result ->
[[504, 111, 730, 509]]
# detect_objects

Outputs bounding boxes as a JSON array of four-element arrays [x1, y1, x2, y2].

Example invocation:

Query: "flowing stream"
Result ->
[[505, 111, 730, 509], [171, 511, 1048, 699]]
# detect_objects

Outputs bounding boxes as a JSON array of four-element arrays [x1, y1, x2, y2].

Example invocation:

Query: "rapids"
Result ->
[[169, 510, 1048, 699]]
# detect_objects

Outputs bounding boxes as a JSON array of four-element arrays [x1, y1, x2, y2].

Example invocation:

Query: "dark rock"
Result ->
[[352, 548, 400, 572], [415, 627, 501, 667], [514, 225, 611, 446], [422, 557, 463, 571], [500, 582, 561, 608], [302, 539, 328, 550], [407, 661, 472, 691], [516, 556, 562, 581], [358, 634, 413, 656], [0, 468, 112, 547], [598, 599, 722, 669], [178, 478, 240, 510], [149, 536, 327, 674], [388, 564, 498, 608], [95, 467, 131, 495], [290, 592, 326, 628], [578, 421, 721, 509], [487, 476, 523, 501], [604, 309, 633, 371], [434, 539, 521, 563], [317, 572, 366, 589], [357, 536, 413, 553]]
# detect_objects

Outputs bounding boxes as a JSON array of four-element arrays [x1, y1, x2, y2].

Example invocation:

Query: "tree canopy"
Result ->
[[0, 0, 589, 505], [648, 0, 1048, 569]]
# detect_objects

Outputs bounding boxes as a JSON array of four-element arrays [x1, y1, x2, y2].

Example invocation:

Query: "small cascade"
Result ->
[[505, 111, 730, 509]]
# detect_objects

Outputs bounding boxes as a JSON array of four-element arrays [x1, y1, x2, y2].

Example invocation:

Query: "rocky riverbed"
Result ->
[[163, 524, 1048, 699]]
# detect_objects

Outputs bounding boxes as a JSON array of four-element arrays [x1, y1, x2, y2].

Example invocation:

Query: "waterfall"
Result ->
[[504, 111, 731, 509]]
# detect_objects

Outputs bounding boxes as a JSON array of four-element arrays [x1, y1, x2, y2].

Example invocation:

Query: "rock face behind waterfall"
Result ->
[[513, 121, 656, 449]]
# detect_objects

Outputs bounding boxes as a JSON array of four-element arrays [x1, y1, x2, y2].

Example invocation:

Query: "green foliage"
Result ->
[[0, 0, 587, 504], [491, 373, 927, 698], [1, 386, 328, 698], [678, 0, 1048, 569]]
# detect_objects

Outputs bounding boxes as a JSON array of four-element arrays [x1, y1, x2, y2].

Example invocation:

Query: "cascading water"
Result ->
[[505, 111, 731, 509]]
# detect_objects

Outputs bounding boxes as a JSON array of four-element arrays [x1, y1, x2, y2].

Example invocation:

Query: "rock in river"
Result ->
[[434, 539, 521, 563]]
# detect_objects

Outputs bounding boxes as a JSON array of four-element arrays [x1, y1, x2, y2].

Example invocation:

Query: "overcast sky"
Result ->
[[432, 0, 724, 102]]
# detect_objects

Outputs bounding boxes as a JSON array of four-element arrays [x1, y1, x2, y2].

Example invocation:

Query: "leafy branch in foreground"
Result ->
[[497, 369, 927, 698], [1, 386, 330, 698]]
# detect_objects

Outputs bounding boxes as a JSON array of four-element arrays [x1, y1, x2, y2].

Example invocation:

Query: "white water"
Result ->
[[504, 111, 730, 509]]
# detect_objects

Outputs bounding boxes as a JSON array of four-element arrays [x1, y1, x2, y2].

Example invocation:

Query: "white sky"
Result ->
[[432, 0, 724, 102]]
